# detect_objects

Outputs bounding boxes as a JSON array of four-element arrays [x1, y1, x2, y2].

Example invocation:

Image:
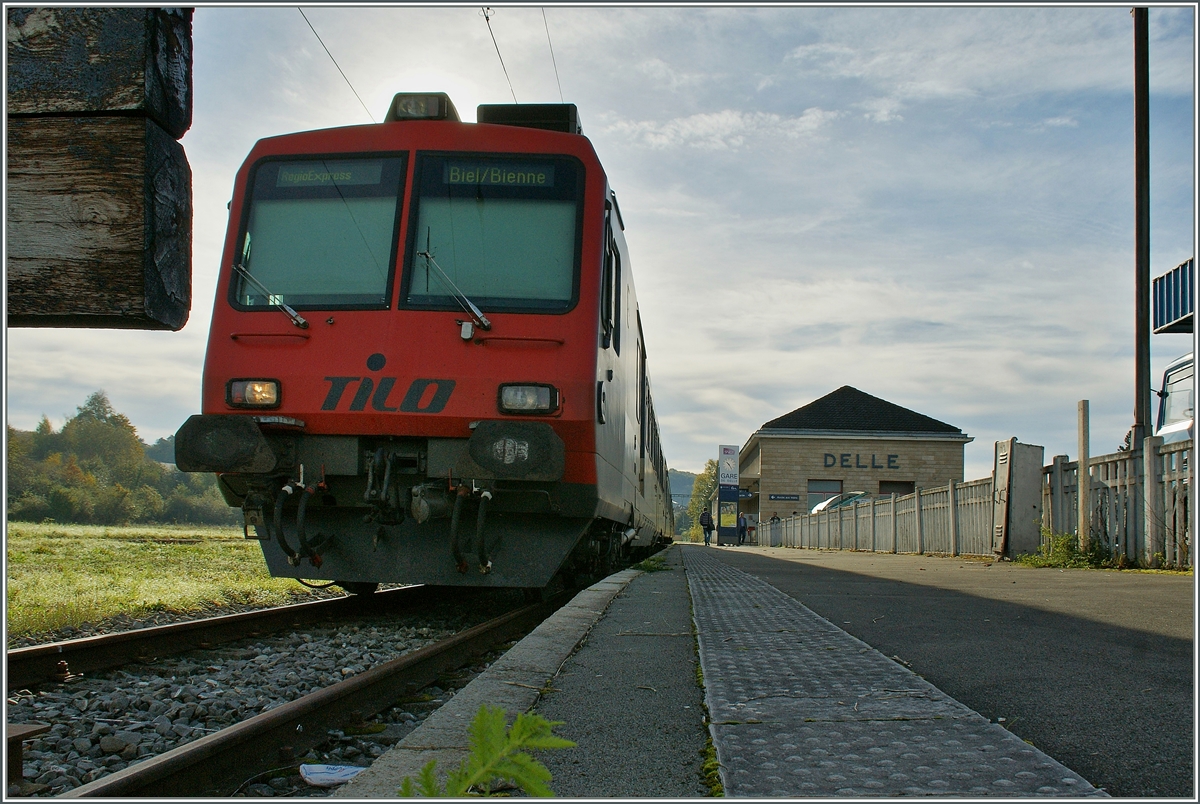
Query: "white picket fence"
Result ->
[[760, 439, 1191, 567], [1042, 439, 1192, 567]]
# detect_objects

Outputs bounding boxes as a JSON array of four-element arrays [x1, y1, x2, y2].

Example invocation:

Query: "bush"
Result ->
[[164, 487, 239, 526], [1014, 528, 1131, 570], [8, 493, 51, 522], [47, 485, 95, 523], [129, 485, 166, 523], [92, 484, 133, 525]]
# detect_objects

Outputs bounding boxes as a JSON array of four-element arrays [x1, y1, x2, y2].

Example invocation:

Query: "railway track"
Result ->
[[52, 594, 564, 797], [7, 586, 440, 691], [9, 585, 566, 797]]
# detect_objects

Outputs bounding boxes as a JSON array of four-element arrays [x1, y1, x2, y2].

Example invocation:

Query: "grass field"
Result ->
[[6, 522, 329, 639]]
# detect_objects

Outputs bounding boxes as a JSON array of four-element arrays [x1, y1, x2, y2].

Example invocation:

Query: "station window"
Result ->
[[879, 480, 915, 497], [806, 480, 841, 513]]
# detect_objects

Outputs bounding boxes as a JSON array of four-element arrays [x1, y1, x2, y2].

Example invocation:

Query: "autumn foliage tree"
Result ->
[[7, 391, 236, 525]]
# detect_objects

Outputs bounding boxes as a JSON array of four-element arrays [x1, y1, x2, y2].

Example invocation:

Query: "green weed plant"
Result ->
[[1013, 528, 1128, 570], [398, 705, 573, 797], [634, 553, 671, 573]]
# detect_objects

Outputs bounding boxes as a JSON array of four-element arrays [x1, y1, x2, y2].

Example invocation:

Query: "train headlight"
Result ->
[[498, 384, 559, 415], [227, 379, 280, 408]]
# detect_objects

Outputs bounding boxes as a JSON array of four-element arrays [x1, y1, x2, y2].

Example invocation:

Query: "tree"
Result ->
[[72, 390, 134, 428], [686, 459, 718, 542], [7, 390, 236, 526], [60, 391, 160, 490]]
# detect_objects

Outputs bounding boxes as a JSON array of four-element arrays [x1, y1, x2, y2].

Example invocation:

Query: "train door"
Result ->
[[595, 196, 631, 524], [637, 316, 647, 496], [601, 203, 621, 356]]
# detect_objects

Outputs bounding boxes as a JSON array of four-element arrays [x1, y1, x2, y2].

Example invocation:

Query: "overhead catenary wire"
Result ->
[[481, 7, 518, 103], [298, 8, 376, 123], [541, 8, 564, 103]]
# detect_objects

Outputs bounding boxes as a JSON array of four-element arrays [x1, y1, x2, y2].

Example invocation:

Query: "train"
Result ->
[[175, 93, 673, 592]]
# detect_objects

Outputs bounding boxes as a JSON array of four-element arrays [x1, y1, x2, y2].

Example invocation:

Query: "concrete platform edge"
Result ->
[[334, 565, 645, 798]]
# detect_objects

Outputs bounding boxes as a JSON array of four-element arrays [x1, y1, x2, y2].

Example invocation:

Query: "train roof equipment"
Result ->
[[382, 93, 582, 135], [383, 92, 460, 122], [477, 103, 582, 134]]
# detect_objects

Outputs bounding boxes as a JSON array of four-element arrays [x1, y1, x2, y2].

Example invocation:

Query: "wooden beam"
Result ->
[[6, 8, 192, 138], [6, 116, 192, 330], [6, 7, 193, 331]]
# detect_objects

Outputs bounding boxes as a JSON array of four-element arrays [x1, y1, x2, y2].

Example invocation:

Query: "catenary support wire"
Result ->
[[542, 8, 564, 103], [298, 8, 376, 123], [481, 7, 518, 103]]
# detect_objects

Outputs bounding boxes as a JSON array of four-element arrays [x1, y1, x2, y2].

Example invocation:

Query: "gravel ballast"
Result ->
[[8, 591, 525, 797]]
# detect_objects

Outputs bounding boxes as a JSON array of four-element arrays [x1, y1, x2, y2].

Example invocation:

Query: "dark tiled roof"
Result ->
[[761, 386, 963, 434]]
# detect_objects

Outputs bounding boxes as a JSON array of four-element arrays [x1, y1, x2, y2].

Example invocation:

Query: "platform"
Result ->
[[336, 544, 1105, 797]]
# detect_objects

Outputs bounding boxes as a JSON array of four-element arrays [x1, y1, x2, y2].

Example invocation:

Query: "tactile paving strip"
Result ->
[[683, 548, 1107, 797]]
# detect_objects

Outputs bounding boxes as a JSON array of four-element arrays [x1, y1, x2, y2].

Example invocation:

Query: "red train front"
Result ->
[[176, 94, 672, 591]]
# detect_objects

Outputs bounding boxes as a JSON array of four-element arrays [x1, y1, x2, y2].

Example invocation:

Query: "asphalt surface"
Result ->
[[705, 546, 1195, 798], [533, 546, 709, 796]]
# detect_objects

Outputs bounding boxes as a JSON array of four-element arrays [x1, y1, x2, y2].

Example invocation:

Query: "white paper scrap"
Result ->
[[298, 764, 367, 787]]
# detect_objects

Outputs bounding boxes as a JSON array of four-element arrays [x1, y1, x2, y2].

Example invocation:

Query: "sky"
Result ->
[[5, 4, 1196, 482]]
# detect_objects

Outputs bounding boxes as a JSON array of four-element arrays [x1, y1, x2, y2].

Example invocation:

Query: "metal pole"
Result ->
[[1078, 400, 1091, 551], [1132, 6, 1152, 450]]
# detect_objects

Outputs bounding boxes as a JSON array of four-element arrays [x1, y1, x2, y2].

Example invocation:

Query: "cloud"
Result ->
[[858, 97, 904, 123], [602, 107, 839, 151], [635, 57, 707, 91]]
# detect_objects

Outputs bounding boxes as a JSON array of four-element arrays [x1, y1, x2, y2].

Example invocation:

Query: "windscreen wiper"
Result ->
[[416, 233, 492, 332], [233, 263, 309, 329], [234, 233, 308, 329]]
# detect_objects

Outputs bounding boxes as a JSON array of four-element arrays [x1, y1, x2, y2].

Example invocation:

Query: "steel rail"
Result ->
[[6, 585, 454, 690], [59, 593, 564, 797]]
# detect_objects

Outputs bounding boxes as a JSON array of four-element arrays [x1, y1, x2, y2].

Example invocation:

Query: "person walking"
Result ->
[[737, 511, 747, 546], [699, 508, 713, 546]]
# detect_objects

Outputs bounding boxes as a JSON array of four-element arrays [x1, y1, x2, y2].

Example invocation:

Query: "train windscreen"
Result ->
[[232, 156, 405, 309], [405, 154, 583, 312]]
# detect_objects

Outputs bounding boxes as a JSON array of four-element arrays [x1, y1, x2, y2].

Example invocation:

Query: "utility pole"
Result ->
[[1132, 7, 1151, 449]]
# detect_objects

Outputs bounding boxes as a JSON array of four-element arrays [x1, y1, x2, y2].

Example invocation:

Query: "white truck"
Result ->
[[1155, 352, 1194, 444]]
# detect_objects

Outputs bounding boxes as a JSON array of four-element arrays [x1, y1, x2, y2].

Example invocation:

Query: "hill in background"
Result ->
[[668, 468, 697, 536], [669, 468, 696, 499]]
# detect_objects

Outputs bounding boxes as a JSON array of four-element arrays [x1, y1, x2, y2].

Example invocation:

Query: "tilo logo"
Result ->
[[321, 353, 455, 413]]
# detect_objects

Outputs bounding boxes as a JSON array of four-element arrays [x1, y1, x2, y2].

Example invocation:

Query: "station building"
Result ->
[[738, 386, 973, 520]]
